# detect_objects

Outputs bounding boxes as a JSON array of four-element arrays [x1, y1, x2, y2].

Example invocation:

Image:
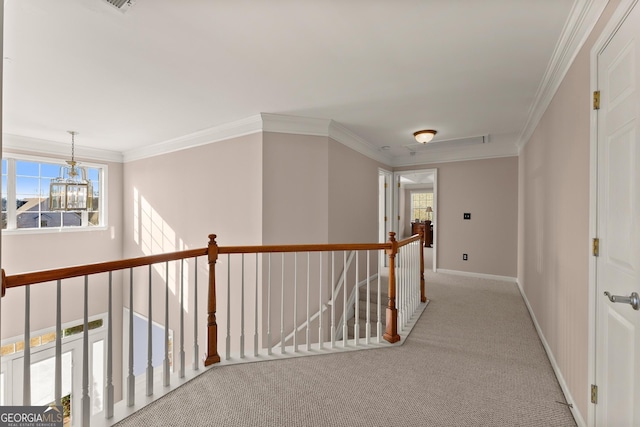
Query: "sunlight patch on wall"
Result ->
[[135, 192, 178, 295], [132, 189, 193, 312]]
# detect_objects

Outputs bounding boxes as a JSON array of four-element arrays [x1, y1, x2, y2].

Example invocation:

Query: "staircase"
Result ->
[[347, 277, 387, 340]]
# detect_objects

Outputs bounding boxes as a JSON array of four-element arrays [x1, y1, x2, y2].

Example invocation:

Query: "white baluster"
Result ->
[[267, 253, 272, 356], [23, 286, 31, 406], [330, 252, 335, 349], [164, 262, 170, 387], [254, 253, 259, 357], [240, 254, 245, 359], [342, 251, 348, 348], [377, 252, 382, 343], [293, 253, 298, 353], [354, 251, 359, 346], [280, 254, 285, 354], [306, 252, 311, 351], [127, 269, 135, 406], [82, 276, 90, 426], [318, 252, 323, 350], [55, 280, 62, 406], [366, 252, 371, 345], [106, 273, 114, 418], [193, 257, 199, 371], [146, 265, 153, 397], [226, 255, 231, 360], [180, 259, 185, 378]]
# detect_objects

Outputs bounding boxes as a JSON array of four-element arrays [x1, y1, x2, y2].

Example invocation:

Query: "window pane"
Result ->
[[62, 212, 83, 227], [40, 163, 61, 178], [92, 340, 104, 415], [16, 160, 40, 176], [89, 211, 100, 226], [30, 351, 73, 406], [17, 211, 41, 229], [16, 176, 41, 198]]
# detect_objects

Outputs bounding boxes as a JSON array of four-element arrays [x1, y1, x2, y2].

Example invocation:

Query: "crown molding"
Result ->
[[391, 142, 518, 167], [261, 113, 331, 136], [261, 113, 393, 165], [327, 121, 393, 165], [517, 0, 609, 151], [2, 133, 123, 162], [122, 115, 263, 162]]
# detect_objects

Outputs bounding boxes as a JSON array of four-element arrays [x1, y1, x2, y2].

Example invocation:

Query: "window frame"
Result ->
[[2, 153, 108, 234], [410, 190, 434, 222]]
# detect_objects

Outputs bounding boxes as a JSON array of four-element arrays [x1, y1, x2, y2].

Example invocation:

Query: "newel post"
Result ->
[[204, 234, 221, 366], [419, 230, 426, 303], [383, 232, 401, 343]]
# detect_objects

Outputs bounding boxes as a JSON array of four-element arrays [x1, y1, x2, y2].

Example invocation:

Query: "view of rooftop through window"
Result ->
[[1, 157, 102, 230]]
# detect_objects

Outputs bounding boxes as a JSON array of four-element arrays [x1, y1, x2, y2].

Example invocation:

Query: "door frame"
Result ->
[[392, 168, 438, 272], [378, 168, 393, 244], [588, 1, 639, 425]]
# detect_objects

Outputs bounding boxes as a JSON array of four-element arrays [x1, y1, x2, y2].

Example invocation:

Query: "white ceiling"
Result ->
[[2, 0, 600, 165]]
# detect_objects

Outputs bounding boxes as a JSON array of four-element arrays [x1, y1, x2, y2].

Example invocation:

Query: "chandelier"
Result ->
[[49, 131, 93, 211]]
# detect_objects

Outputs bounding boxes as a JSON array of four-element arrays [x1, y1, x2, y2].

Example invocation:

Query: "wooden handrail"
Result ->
[[218, 242, 391, 254], [397, 233, 421, 248], [1, 231, 424, 370]]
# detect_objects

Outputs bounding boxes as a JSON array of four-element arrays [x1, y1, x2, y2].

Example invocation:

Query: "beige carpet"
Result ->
[[115, 255, 576, 427]]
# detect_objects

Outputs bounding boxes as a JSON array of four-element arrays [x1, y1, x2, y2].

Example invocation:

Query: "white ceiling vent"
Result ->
[[405, 134, 489, 152], [103, 0, 136, 12]]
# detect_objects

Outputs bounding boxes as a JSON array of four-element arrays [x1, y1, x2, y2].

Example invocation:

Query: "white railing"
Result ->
[[0, 231, 426, 426]]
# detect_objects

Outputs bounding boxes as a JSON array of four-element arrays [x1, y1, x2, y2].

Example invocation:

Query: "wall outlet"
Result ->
[[463, 254, 468, 261], [464, 213, 471, 220]]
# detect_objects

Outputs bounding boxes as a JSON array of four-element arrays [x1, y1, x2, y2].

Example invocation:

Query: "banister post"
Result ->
[[383, 232, 400, 343], [204, 234, 221, 366], [419, 229, 426, 303]]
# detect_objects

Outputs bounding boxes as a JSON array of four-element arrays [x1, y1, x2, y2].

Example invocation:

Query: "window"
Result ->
[[1, 155, 104, 231], [411, 192, 433, 221]]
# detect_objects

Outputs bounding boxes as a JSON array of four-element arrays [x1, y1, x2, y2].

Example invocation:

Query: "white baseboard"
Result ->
[[436, 269, 516, 283], [515, 280, 586, 427]]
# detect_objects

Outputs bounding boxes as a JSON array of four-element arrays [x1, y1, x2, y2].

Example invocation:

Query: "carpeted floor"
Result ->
[[115, 250, 576, 426]]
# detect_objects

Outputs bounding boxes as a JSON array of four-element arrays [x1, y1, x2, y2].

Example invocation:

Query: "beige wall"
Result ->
[[327, 138, 381, 244], [397, 156, 518, 278], [518, 0, 620, 419], [262, 132, 329, 244]]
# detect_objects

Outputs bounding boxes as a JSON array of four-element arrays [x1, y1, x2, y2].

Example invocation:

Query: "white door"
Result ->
[[595, 2, 640, 425]]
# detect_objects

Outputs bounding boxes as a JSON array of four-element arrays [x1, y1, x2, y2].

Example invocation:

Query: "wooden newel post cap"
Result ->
[[386, 232, 398, 256], [208, 234, 217, 244]]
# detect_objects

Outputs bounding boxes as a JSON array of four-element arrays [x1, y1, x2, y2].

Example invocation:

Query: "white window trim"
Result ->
[[2, 152, 108, 234]]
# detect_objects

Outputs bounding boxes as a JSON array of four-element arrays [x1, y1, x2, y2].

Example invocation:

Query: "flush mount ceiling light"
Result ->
[[413, 130, 437, 144]]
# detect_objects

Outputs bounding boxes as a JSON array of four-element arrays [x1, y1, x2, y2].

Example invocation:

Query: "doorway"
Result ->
[[392, 168, 437, 272]]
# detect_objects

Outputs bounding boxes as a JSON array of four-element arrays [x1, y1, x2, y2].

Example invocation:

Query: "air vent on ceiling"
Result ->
[[405, 134, 489, 152], [103, 0, 135, 11]]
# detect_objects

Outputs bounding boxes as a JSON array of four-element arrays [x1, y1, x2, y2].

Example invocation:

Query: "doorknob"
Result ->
[[604, 291, 640, 310]]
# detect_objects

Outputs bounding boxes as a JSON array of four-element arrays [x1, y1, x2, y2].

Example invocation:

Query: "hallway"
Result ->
[[115, 262, 575, 427]]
